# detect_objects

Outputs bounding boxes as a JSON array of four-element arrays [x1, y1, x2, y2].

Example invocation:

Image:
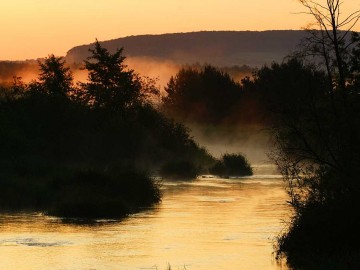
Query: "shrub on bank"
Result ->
[[49, 168, 161, 218], [210, 153, 253, 178], [276, 197, 360, 269], [0, 167, 161, 219]]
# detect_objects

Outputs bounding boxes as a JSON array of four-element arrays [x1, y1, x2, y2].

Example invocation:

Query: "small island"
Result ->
[[209, 153, 253, 178]]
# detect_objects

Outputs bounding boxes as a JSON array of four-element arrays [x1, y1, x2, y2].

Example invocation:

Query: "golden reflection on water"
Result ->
[[0, 173, 290, 270]]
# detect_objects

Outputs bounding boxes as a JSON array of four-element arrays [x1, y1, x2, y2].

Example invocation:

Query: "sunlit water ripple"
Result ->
[[0, 171, 290, 270]]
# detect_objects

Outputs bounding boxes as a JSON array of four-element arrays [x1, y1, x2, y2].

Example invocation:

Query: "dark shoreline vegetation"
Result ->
[[0, 41, 254, 219], [209, 153, 253, 178], [0, 41, 219, 219], [266, 30, 360, 269]]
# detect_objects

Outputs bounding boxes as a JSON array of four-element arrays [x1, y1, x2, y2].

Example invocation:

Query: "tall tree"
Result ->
[[162, 65, 242, 124], [81, 40, 145, 111], [297, 0, 360, 97], [269, 2, 360, 266], [30, 54, 73, 96]]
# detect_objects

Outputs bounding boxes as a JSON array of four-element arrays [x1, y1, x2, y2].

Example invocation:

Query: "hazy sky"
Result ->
[[1, 0, 359, 60]]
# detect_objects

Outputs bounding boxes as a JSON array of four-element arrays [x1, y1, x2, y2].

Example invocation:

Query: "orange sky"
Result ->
[[0, 0, 359, 60]]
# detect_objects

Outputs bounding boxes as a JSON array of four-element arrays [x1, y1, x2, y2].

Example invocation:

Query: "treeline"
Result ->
[[0, 60, 84, 86], [161, 64, 261, 127], [0, 41, 216, 218]]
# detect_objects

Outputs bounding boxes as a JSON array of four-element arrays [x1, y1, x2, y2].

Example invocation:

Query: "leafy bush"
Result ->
[[0, 167, 161, 219], [210, 153, 253, 177], [49, 168, 161, 218]]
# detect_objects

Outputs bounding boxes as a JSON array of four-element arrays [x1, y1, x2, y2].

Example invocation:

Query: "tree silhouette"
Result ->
[[29, 54, 73, 96], [349, 32, 360, 93], [270, 8, 360, 264], [81, 40, 144, 111], [263, 57, 360, 267], [209, 153, 252, 177], [162, 65, 242, 124], [297, 0, 360, 98]]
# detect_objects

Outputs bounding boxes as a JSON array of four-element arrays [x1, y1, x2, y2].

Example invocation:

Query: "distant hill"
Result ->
[[1, 31, 309, 85], [66, 30, 308, 66]]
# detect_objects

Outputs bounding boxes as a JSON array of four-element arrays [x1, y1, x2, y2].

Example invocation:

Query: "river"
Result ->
[[0, 166, 290, 270]]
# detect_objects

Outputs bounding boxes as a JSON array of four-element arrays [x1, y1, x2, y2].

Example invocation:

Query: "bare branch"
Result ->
[[336, 1, 340, 26], [338, 10, 360, 27], [310, 0, 331, 12]]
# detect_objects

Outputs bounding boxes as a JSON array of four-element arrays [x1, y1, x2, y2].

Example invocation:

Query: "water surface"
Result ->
[[0, 170, 290, 270]]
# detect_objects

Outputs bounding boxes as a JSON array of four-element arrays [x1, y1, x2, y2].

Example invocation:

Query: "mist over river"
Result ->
[[0, 165, 290, 270]]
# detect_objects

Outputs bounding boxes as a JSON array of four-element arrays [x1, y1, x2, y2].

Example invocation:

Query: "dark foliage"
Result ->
[[209, 153, 253, 178], [162, 65, 243, 124], [0, 43, 214, 218], [49, 168, 161, 219], [0, 167, 161, 219], [252, 55, 360, 268], [80, 40, 142, 110], [28, 55, 73, 96], [277, 198, 360, 270]]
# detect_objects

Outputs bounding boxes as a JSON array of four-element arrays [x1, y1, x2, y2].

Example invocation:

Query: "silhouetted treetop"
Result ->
[[29, 55, 73, 96], [81, 40, 144, 111], [162, 65, 243, 124]]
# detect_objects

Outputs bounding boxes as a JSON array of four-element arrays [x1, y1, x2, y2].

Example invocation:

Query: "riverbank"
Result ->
[[0, 167, 161, 219]]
